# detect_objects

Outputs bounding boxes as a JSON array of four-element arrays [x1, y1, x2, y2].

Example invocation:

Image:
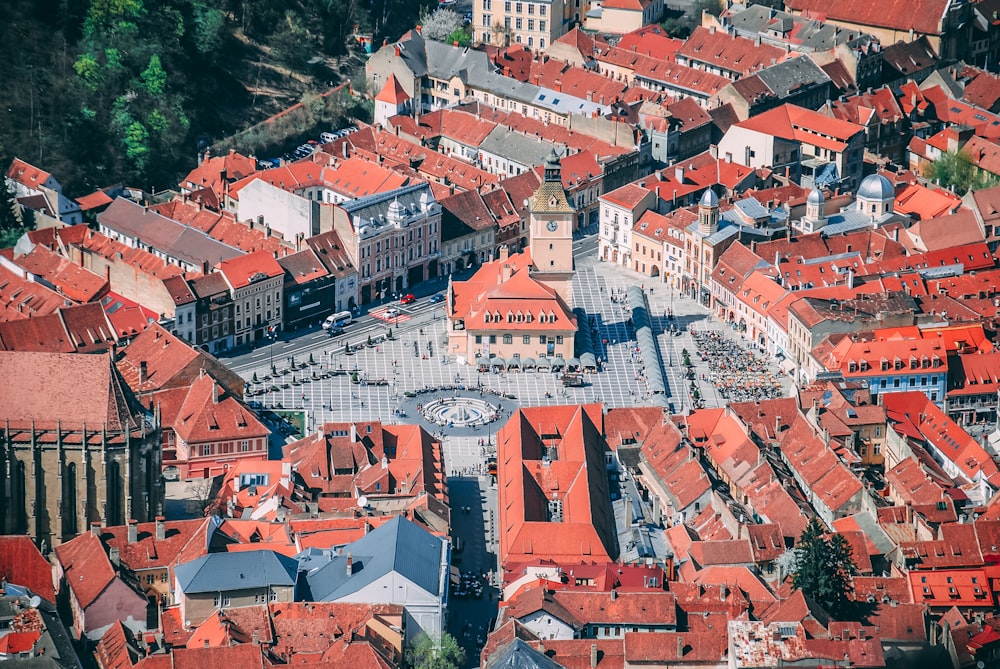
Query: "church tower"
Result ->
[[529, 150, 576, 306], [373, 74, 411, 127], [697, 188, 720, 236]]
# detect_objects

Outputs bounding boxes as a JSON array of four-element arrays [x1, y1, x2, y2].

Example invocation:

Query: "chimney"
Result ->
[[139, 361, 148, 386], [109, 546, 120, 566], [675, 165, 685, 183], [710, 25, 716, 34], [212, 382, 219, 404], [346, 552, 354, 576], [610, 588, 617, 600], [91, 522, 101, 537], [350, 423, 357, 442], [590, 643, 598, 668], [394, 45, 401, 57], [127, 519, 138, 544], [501, 264, 513, 282], [677, 635, 684, 657], [499, 245, 510, 263], [415, 24, 422, 34], [155, 516, 166, 541]]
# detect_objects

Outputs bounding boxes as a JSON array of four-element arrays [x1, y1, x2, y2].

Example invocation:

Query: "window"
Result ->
[[539, 4, 545, 14], [516, 17, 522, 29], [489, 335, 497, 344], [528, 2, 534, 12], [241, 440, 250, 452], [523, 335, 531, 344], [556, 335, 563, 344], [223, 595, 231, 606], [539, 37, 545, 47], [505, 0, 511, 9], [202, 444, 211, 456], [269, 589, 278, 602], [540, 335, 547, 344], [528, 18, 534, 29], [503, 334, 513, 344], [475, 335, 482, 344], [516, 1, 522, 11]]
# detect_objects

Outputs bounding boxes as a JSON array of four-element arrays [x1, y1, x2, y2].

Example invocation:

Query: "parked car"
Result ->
[[319, 132, 338, 143], [342, 126, 359, 134], [401, 293, 416, 304], [429, 294, 445, 303]]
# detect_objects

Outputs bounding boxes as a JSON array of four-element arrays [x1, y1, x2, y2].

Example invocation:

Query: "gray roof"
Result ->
[[98, 198, 244, 268], [479, 127, 556, 168], [727, 5, 878, 53], [174, 549, 298, 594], [733, 197, 770, 221], [486, 639, 566, 669], [304, 515, 446, 602], [755, 56, 830, 99], [857, 174, 894, 201], [341, 182, 439, 240], [402, 37, 605, 117]]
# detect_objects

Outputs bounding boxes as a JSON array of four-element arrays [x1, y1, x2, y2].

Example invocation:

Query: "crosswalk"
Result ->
[[369, 308, 412, 323]]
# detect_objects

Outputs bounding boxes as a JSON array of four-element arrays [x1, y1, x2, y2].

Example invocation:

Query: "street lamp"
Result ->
[[267, 325, 278, 374]]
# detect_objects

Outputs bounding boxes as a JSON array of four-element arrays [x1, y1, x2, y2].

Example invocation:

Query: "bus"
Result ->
[[323, 311, 353, 329]]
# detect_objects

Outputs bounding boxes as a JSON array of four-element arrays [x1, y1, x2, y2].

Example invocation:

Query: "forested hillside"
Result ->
[[0, 0, 429, 194]]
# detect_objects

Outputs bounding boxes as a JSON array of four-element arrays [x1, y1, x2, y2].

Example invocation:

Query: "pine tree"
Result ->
[[791, 518, 858, 620]]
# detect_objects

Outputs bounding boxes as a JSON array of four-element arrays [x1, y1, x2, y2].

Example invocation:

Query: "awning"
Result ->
[[490, 357, 506, 368], [779, 356, 796, 374], [551, 357, 566, 369], [566, 357, 581, 370], [450, 565, 461, 585], [507, 358, 521, 368], [581, 352, 597, 370], [521, 357, 536, 368], [536, 356, 551, 368]]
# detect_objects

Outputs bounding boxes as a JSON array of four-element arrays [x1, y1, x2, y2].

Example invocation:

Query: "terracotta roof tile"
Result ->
[[0, 536, 56, 602]]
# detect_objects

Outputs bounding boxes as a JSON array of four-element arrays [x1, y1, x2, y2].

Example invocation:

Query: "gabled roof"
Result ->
[[678, 27, 787, 77], [6, 158, 53, 191], [305, 515, 445, 601], [0, 536, 56, 603], [485, 638, 564, 669], [217, 250, 284, 289], [54, 532, 120, 609], [735, 104, 864, 152], [0, 350, 140, 433], [784, 0, 949, 35], [175, 549, 298, 594]]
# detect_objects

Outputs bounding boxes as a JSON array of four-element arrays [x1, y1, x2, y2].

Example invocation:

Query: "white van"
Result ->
[[319, 132, 337, 144], [324, 311, 353, 329]]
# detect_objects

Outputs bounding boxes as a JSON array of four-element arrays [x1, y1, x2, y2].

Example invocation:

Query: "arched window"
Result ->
[[64, 462, 78, 535]]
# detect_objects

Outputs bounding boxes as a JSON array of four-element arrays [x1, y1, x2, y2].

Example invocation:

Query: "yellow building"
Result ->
[[446, 150, 577, 366]]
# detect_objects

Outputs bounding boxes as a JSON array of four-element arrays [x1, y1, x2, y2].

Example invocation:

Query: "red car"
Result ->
[[400, 294, 416, 304]]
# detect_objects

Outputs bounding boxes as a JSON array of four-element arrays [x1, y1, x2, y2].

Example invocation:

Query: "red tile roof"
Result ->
[[677, 27, 787, 78], [497, 405, 617, 566], [908, 568, 993, 607], [6, 158, 53, 191], [784, 0, 949, 35], [216, 250, 284, 288], [375, 74, 410, 105], [736, 104, 864, 152], [616, 25, 683, 60], [0, 536, 56, 602], [53, 531, 119, 609]]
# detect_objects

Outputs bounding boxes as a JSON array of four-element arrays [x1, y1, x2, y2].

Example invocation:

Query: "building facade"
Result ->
[[0, 351, 162, 548]]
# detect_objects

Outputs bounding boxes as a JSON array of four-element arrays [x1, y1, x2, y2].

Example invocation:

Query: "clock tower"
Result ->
[[529, 149, 576, 306]]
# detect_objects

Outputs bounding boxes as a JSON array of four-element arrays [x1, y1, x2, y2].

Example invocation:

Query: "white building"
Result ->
[[303, 515, 450, 642]]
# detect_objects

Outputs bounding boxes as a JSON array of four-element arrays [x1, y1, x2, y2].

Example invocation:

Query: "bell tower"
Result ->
[[529, 150, 575, 306]]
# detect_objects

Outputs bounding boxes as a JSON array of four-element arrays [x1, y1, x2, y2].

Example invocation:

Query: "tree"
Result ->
[[791, 518, 858, 620], [923, 148, 1000, 193], [406, 632, 465, 669], [419, 8, 463, 41]]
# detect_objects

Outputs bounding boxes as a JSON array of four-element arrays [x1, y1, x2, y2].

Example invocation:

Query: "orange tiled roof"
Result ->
[[6, 157, 52, 191], [497, 404, 617, 566], [375, 74, 410, 105], [677, 27, 787, 78], [785, 0, 949, 35], [736, 104, 864, 152]]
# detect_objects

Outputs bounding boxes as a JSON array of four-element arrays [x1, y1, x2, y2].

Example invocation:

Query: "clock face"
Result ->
[[546, 220, 558, 232]]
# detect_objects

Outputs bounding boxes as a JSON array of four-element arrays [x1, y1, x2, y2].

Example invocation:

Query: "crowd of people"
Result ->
[[692, 330, 782, 402]]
